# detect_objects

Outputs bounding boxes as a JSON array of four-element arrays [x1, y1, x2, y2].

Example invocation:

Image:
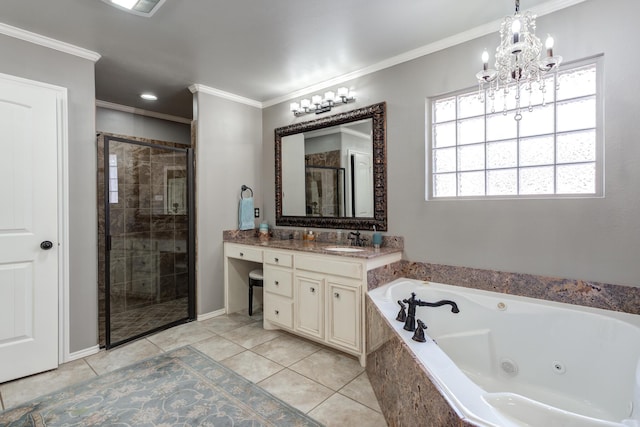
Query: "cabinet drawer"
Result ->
[[264, 266, 293, 297], [264, 293, 293, 329], [225, 244, 263, 263], [264, 250, 293, 268], [296, 255, 363, 279]]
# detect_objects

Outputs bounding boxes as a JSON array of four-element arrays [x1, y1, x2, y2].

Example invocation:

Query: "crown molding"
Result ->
[[0, 23, 101, 62], [96, 100, 192, 124], [188, 84, 262, 108], [262, 0, 587, 108]]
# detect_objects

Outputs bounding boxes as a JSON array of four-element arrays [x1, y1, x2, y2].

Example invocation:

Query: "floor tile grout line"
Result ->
[[335, 377, 383, 414], [83, 356, 100, 377]]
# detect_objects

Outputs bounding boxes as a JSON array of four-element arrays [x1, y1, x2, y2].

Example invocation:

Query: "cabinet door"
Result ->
[[327, 278, 361, 352], [295, 275, 324, 339]]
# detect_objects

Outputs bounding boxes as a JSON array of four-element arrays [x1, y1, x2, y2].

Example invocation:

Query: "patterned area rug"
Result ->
[[0, 346, 322, 426]]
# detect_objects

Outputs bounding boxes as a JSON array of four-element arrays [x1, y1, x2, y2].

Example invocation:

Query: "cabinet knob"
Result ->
[[334, 292, 340, 298], [275, 310, 279, 315], [310, 287, 315, 293], [239, 252, 244, 257], [275, 281, 279, 286], [274, 257, 279, 263]]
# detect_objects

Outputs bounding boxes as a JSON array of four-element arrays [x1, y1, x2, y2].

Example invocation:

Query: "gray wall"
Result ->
[[96, 107, 191, 145], [0, 34, 98, 352], [263, 0, 640, 287], [194, 92, 263, 314]]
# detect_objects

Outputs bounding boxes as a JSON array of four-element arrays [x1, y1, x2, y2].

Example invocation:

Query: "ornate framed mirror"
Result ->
[[275, 102, 387, 231]]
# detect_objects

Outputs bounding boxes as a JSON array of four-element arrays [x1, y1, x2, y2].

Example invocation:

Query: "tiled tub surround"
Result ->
[[365, 261, 640, 426]]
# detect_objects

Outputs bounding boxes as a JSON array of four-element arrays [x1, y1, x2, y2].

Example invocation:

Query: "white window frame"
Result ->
[[426, 56, 604, 200]]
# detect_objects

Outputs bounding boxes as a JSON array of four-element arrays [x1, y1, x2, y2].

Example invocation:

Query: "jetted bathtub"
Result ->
[[368, 278, 640, 427]]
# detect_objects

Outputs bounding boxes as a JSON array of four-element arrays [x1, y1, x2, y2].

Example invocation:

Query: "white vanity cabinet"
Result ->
[[223, 241, 401, 366]]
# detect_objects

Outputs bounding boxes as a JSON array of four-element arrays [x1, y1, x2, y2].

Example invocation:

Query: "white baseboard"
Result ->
[[197, 308, 226, 321], [66, 344, 100, 362]]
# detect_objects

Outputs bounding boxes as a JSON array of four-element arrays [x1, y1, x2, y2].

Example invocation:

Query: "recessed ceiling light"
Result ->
[[102, 0, 166, 17], [111, 0, 137, 9], [140, 93, 158, 101]]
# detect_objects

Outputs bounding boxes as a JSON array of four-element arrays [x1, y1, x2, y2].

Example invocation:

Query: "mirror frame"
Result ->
[[275, 101, 387, 231]]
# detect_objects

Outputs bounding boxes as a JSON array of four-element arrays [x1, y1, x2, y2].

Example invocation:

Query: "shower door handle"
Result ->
[[40, 240, 53, 250]]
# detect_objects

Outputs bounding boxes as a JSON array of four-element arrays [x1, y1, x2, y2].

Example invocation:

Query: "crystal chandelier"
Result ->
[[476, 0, 562, 120]]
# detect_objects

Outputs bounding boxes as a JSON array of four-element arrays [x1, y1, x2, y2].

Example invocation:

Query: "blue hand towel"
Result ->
[[239, 197, 255, 230]]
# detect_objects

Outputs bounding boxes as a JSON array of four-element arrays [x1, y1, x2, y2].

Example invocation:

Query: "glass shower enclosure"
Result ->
[[98, 134, 195, 348]]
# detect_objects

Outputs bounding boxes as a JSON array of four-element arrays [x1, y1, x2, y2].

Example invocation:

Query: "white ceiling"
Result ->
[[0, 0, 577, 119]]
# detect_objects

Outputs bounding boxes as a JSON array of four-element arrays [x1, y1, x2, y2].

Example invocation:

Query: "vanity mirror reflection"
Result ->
[[275, 102, 387, 231]]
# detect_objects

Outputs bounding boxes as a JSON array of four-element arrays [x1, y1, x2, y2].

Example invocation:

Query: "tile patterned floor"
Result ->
[[0, 311, 388, 426]]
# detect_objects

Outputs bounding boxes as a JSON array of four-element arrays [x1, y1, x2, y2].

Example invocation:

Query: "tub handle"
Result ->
[[412, 319, 427, 343], [396, 300, 407, 322]]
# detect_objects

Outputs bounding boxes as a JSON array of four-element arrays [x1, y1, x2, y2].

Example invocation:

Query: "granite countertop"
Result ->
[[224, 237, 403, 260]]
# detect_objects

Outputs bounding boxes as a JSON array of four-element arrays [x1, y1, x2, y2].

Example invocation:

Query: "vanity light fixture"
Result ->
[[102, 0, 166, 17], [290, 87, 355, 117], [476, 0, 562, 121], [140, 93, 158, 101]]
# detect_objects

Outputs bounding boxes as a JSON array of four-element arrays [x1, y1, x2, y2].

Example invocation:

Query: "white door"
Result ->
[[351, 152, 374, 217], [0, 74, 63, 382]]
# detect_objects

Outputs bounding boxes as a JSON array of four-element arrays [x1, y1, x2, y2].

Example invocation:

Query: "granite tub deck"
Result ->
[[364, 261, 640, 426], [366, 295, 475, 427]]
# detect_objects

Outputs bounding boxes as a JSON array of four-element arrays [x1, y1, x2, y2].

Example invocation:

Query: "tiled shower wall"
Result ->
[[97, 133, 190, 346]]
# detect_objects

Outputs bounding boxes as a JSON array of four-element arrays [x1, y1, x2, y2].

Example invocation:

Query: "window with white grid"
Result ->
[[428, 59, 602, 199]]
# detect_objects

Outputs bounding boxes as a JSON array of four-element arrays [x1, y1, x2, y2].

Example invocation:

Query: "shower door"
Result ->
[[103, 135, 195, 348]]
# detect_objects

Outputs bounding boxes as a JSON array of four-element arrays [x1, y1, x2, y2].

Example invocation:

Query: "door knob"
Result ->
[[40, 240, 53, 250]]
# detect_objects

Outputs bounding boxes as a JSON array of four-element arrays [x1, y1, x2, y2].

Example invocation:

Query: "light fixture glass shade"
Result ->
[[289, 87, 356, 116]]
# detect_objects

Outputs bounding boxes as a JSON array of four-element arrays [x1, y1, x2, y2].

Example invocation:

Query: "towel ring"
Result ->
[[241, 185, 253, 198]]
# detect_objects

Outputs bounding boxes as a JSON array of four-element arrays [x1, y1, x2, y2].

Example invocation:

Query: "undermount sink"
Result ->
[[325, 247, 365, 253]]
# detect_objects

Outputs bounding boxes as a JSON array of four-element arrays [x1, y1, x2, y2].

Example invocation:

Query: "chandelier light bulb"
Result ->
[[290, 102, 300, 113], [337, 87, 349, 98], [300, 99, 311, 109], [512, 19, 521, 43], [482, 50, 489, 71], [311, 95, 322, 106], [545, 35, 554, 56]]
